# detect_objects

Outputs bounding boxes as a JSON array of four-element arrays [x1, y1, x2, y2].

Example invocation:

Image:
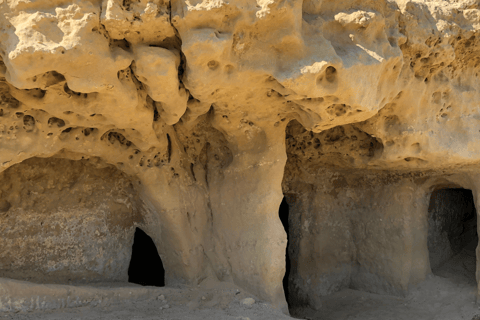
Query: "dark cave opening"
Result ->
[[279, 197, 291, 307], [128, 227, 165, 287], [427, 188, 478, 282]]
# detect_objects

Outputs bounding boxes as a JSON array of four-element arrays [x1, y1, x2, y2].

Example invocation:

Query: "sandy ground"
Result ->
[[1, 296, 289, 320], [0, 277, 291, 320], [293, 239, 480, 320], [3, 242, 480, 320]]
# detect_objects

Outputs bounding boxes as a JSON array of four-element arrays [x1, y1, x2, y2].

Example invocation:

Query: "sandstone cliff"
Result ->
[[1, 0, 480, 313]]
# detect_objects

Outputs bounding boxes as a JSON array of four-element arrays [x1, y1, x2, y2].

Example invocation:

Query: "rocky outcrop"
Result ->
[[1, 0, 480, 313]]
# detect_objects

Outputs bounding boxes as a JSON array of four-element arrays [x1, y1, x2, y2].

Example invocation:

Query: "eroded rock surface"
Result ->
[[1, 0, 480, 314], [0, 157, 146, 284]]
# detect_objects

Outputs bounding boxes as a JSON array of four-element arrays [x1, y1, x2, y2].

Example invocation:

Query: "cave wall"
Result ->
[[284, 171, 431, 308], [284, 161, 480, 309], [1, 0, 480, 311], [282, 119, 480, 308], [0, 157, 145, 283]]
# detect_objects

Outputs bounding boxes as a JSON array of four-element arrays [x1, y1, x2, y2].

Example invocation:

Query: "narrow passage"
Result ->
[[428, 188, 477, 284]]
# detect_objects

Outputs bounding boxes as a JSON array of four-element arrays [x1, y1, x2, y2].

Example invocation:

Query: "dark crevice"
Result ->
[[166, 133, 172, 163], [279, 197, 291, 308], [178, 51, 185, 81], [190, 163, 196, 181], [428, 188, 477, 283], [153, 102, 160, 122], [128, 227, 165, 287]]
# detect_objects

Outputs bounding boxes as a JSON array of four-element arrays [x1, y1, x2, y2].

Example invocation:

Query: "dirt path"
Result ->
[[3, 248, 480, 320]]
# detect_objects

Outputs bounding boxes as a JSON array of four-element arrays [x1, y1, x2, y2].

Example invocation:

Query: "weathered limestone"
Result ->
[[2, 0, 480, 314]]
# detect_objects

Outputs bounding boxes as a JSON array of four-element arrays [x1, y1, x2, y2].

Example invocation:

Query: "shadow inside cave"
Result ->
[[279, 197, 292, 308], [128, 227, 165, 287], [428, 188, 478, 284]]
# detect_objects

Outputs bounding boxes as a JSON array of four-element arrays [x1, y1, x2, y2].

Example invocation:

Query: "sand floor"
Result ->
[[2, 242, 480, 320], [293, 239, 480, 320]]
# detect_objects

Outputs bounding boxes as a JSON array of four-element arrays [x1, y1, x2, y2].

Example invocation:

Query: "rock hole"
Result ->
[[105, 131, 131, 146], [279, 197, 291, 309], [27, 88, 46, 99], [23, 115, 35, 132], [48, 117, 65, 128], [207, 60, 218, 70], [325, 66, 337, 83], [63, 83, 81, 96], [82, 128, 95, 137], [428, 188, 477, 283], [127, 228, 165, 287]]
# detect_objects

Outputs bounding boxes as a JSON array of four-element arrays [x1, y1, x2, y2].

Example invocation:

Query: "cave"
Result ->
[[279, 197, 291, 307], [6, 0, 480, 317], [128, 227, 165, 287], [427, 188, 478, 283]]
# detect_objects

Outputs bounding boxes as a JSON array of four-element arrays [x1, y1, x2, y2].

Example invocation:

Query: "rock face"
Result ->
[[1, 0, 480, 313], [0, 157, 146, 284]]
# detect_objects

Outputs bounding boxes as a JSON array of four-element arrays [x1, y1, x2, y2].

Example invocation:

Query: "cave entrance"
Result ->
[[128, 227, 165, 287], [279, 196, 291, 308], [427, 188, 478, 283]]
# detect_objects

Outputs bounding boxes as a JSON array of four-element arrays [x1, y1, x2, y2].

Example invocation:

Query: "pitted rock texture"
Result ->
[[2, 0, 480, 313], [0, 157, 147, 284]]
